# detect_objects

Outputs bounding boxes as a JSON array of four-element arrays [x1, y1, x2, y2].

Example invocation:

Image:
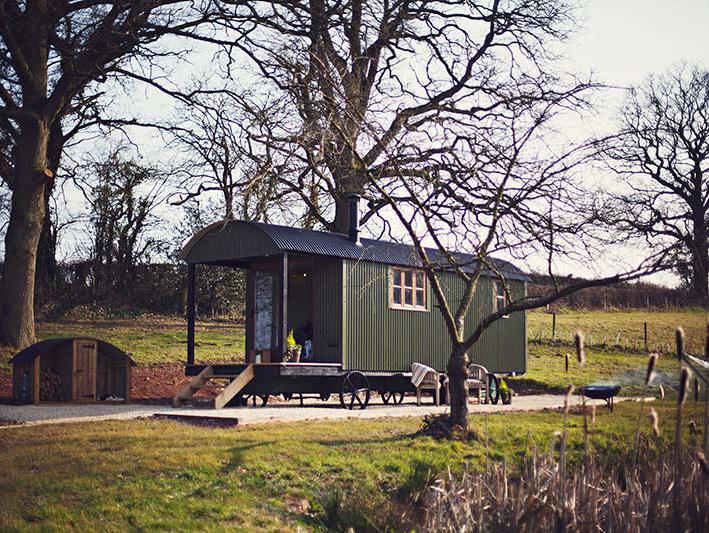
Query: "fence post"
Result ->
[[644, 322, 648, 352], [552, 313, 557, 341]]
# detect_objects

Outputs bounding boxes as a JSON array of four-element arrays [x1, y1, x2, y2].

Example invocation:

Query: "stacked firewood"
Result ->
[[39, 369, 63, 401]]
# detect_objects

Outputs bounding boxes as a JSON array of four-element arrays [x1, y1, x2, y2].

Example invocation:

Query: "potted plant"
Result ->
[[284, 330, 302, 362], [499, 379, 514, 405]]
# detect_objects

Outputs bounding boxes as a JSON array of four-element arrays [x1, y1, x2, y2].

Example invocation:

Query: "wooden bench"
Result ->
[[415, 368, 443, 406]]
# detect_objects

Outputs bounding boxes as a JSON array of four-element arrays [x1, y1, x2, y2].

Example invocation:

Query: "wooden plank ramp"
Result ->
[[173, 365, 214, 407], [214, 364, 255, 409]]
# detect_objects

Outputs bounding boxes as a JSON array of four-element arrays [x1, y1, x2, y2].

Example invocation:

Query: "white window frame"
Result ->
[[390, 267, 428, 311]]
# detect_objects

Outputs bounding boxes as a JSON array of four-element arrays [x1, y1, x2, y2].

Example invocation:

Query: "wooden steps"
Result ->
[[173, 365, 214, 407], [172, 364, 256, 409], [214, 364, 254, 409]]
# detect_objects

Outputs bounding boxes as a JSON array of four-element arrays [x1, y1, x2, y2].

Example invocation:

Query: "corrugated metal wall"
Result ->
[[342, 259, 526, 373], [311, 258, 343, 363]]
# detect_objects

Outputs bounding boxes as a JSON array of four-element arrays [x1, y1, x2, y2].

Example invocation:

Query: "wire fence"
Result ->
[[528, 328, 700, 355], [528, 311, 709, 355]]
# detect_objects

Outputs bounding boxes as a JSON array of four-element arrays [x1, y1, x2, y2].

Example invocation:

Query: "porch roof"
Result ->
[[179, 220, 530, 282]]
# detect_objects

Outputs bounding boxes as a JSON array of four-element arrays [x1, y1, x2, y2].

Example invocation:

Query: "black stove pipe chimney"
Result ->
[[348, 194, 361, 245]]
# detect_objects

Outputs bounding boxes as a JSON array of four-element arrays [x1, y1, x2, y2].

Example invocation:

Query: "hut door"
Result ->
[[74, 340, 97, 401]]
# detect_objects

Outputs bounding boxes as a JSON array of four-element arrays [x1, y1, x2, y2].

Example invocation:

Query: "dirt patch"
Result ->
[[130, 363, 223, 404], [0, 363, 226, 404]]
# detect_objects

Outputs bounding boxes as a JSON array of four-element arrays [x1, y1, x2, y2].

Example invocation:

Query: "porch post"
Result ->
[[187, 263, 196, 365], [279, 253, 288, 360]]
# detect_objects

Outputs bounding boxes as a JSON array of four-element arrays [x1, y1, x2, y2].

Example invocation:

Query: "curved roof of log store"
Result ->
[[179, 220, 530, 282], [10, 338, 136, 366]]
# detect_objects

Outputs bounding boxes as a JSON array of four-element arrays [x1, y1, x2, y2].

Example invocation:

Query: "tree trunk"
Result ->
[[447, 344, 469, 429], [332, 192, 350, 233], [0, 120, 50, 348], [35, 121, 64, 305], [35, 190, 58, 304], [332, 183, 365, 233], [690, 214, 709, 307]]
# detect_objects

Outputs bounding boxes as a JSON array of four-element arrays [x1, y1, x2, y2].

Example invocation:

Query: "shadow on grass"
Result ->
[[508, 378, 565, 395], [221, 441, 272, 474], [312, 433, 417, 447]]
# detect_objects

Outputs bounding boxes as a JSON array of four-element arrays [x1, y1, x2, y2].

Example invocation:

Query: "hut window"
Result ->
[[495, 281, 510, 317], [391, 268, 427, 310]]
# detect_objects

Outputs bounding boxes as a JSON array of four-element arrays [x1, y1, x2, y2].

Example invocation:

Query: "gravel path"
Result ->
[[0, 395, 642, 428]]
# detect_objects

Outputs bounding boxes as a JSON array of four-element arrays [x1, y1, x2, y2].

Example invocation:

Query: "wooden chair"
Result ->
[[415, 369, 442, 406], [466, 363, 489, 404]]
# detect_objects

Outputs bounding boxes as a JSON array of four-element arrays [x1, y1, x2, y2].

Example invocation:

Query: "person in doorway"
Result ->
[[294, 322, 314, 359]]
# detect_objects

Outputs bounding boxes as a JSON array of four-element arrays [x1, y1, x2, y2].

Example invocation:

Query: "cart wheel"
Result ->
[[381, 391, 404, 405], [250, 394, 269, 407], [319, 393, 331, 401], [488, 374, 500, 405], [340, 371, 370, 410]]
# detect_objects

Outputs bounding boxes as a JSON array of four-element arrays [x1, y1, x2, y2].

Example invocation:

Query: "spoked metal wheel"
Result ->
[[246, 394, 269, 407], [340, 371, 371, 410], [381, 391, 405, 405], [487, 374, 500, 405]]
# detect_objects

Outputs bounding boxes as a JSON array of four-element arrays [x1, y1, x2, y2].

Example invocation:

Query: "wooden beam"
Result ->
[[246, 268, 255, 362], [32, 358, 40, 405], [187, 263, 196, 365], [125, 364, 132, 403], [173, 365, 214, 407], [214, 364, 255, 409]]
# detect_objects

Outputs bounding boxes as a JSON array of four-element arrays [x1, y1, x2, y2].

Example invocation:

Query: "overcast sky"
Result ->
[[38, 1, 709, 286], [553, 0, 709, 285], [569, 0, 709, 86]]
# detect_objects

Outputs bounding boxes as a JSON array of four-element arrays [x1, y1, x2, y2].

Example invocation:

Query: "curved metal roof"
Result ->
[[10, 338, 136, 366], [180, 220, 529, 282]]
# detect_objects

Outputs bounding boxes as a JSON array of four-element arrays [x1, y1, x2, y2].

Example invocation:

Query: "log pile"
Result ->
[[39, 368, 63, 401]]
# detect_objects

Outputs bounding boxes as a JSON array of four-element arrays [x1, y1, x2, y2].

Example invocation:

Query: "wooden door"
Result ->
[[74, 340, 97, 401]]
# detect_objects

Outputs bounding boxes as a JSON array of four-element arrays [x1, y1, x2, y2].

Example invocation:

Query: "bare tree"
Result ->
[[169, 92, 282, 222], [600, 65, 709, 306], [0, 1, 245, 347], [76, 149, 167, 304], [226, 0, 583, 233], [363, 86, 669, 431]]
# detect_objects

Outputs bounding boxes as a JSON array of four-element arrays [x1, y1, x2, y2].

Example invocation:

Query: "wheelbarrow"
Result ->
[[582, 385, 621, 412]]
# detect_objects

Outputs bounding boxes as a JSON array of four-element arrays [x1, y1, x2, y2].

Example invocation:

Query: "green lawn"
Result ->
[[528, 308, 709, 355], [0, 400, 702, 531], [0, 318, 243, 372], [520, 342, 681, 396], [0, 309, 700, 396], [37, 318, 244, 366], [519, 308, 702, 396]]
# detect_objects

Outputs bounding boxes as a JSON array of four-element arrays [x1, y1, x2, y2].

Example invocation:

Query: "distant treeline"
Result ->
[[0, 262, 245, 320], [0, 263, 686, 319], [528, 275, 689, 310]]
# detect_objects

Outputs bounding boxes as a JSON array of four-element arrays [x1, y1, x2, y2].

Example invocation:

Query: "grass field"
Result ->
[[528, 308, 709, 354], [521, 342, 682, 396], [0, 400, 703, 531], [0, 309, 701, 396], [0, 318, 245, 372]]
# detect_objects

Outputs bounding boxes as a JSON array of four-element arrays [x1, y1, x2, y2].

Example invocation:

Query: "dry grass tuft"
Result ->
[[645, 352, 658, 385], [416, 413, 481, 441], [422, 442, 708, 532], [574, 330, 585, 366]]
